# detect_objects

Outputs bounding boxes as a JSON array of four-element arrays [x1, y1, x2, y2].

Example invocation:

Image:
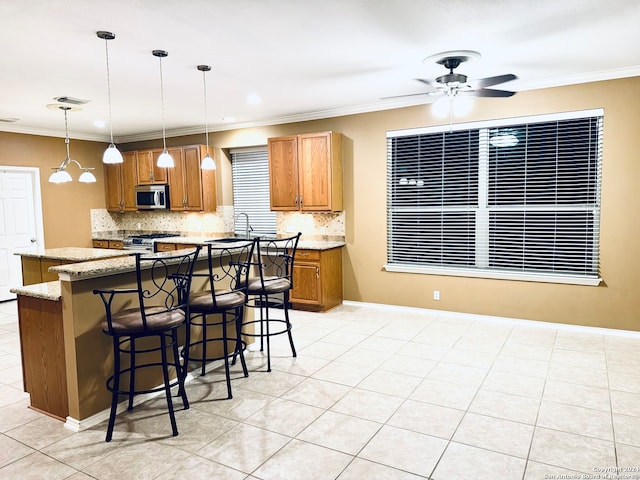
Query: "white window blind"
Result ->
[[386, 110, 603, 285], [231, 147, 277, 236]]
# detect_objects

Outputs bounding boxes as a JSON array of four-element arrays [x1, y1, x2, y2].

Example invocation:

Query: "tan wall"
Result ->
[[145, 76, 640, 331], [0, 132, 107, 248], [4, 76, 639, 330]]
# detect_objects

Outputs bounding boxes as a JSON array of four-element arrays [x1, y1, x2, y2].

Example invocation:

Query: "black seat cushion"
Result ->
[[102, 306, 185, 335]]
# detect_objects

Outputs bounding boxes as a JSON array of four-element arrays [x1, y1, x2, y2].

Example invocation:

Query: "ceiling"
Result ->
[[1, 0, 639, 143]]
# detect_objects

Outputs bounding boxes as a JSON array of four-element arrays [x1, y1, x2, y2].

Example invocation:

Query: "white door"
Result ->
[[0, 167, 43, 301]]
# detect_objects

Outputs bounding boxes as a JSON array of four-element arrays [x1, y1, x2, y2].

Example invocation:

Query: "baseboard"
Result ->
[[341, 300, 640, 339]]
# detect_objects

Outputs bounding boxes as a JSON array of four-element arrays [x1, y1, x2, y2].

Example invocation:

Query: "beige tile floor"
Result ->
[[1, 299, 640, 479]]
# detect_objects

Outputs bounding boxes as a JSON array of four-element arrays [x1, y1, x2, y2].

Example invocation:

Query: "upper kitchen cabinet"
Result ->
[[268, 131, 343, 212], [104, 151, 137, 212], [137, 149, 169, 184], [167, 145, 217, 212]]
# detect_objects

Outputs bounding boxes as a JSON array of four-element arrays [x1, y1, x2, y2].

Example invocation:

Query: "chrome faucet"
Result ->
[[235, 212, 251, 238]]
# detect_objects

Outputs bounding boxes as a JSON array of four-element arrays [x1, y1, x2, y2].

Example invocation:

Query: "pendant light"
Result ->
[[153, 49, 174, 168], [48, 106, 96, 184], [97, 31, 123, 164], [197, 64, 216, 170]]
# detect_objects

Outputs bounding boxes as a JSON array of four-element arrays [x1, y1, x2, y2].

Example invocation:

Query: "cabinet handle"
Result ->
[[316, 266, 320, 278], [300, 196, 303, 207], [299, 253, 310, 257]]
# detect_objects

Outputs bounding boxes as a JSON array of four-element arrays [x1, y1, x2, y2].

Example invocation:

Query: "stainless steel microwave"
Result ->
[[135, 184, 169, 210]]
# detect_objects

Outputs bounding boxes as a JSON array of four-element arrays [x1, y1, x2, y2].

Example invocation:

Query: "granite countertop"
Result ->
[[15, 247, 132, 261], [10, 281, 61, 301], [93, 231, 346, 251], [159, 235, 345, 250]]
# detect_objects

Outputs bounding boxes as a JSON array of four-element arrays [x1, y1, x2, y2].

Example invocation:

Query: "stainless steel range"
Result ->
[[123, 233, 179, 251]]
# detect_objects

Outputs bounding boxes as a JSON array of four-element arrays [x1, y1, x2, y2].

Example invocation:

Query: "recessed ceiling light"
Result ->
[[94, 119, 106, 128], [246, 93, 262, 105]]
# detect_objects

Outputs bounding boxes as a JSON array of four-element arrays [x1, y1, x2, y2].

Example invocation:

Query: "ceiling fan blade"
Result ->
[[381, 92, 430, 100], [471, 73, 518, 89], [415, 78, 439, 91], [472, 88, 516, 98]]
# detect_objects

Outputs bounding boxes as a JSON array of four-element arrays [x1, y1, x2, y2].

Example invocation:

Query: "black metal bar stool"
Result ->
[[93, 246, 201, 442], [182, 239, 257, 399], [242, 233, 301, 372]]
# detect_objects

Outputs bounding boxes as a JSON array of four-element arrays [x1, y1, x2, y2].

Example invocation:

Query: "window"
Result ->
[[231, 147, 277, 236], [386, 109, 603, 285]]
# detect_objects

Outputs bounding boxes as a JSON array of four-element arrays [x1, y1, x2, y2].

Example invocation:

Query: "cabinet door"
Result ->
[[199, 145, 217, 213], [298, 132, 332, 211], [121, 151, 138, 210], [137, 150, 168, 184], [167, 148, 189, 210], [104, 162, 123, 211], [268, 136, 299, 210], [182, 146, 204, 211], [291, 262, 321, 305]]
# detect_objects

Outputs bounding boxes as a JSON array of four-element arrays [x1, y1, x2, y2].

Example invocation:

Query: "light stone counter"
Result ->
[[10, 281, 61, 301], [16, 247, 131, 261], [157, 235, 345, 251]]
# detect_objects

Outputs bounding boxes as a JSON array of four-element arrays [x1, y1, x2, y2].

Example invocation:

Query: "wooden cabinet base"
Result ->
[[17, 295, 68, 421], [291, 247, 343, 312]]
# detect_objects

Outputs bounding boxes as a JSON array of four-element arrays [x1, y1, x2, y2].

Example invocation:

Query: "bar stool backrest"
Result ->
[[192, 239, 258, 308]]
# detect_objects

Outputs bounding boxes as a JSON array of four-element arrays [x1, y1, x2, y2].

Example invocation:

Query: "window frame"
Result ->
[[385, 109, 604, 286]]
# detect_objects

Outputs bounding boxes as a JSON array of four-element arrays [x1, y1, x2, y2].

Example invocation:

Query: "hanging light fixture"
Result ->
[[97, 31, 123, 164], [48, 106, 96, 184], [153, 49, 174, 168], [197, 64, 216, 170]]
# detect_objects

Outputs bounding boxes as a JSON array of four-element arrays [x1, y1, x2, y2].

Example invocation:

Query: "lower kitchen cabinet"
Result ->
[[92, 240, 123, 249], [154, 242, 197, 252], [291, 247, 343, 311]]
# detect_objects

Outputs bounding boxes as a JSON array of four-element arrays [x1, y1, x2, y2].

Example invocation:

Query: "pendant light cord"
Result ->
[[202, 69, 209, 150], [64, 107, 71, 161], [159, 55, 168, 151], [104, 38, 115, 145]]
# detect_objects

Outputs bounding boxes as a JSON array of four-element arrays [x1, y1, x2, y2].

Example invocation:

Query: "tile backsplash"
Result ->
[[91, 208, 345, 237]]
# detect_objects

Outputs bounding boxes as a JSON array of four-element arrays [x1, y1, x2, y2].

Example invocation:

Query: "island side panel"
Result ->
[[17, 295, 68, 420]]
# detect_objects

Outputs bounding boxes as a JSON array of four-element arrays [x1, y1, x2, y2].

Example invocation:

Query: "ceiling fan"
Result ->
[[386, 50, 518, 101]]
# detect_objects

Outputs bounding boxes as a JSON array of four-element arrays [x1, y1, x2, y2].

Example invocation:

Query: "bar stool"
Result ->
[[93, 246, 201, 442], [182, 239, 257, 399], [242, 233, 301, 372]]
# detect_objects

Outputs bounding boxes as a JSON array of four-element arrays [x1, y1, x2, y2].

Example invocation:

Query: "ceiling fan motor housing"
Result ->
[[436, 72, 468, 86]]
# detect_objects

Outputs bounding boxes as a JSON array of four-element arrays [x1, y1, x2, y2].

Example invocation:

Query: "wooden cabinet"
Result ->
[[104, 145, 216, 213], [268, 131, 342, 212], [104, 151, 137, 212], [136, 149, 169, 184], [167, 145, 217, 212], [291, 247, 343, 311], [154, 242, 197, 252], [93, 240, 123, 249]]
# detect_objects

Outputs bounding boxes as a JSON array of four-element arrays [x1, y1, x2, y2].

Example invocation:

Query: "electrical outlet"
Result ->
[[136, 222, 141, 230], [320, 226, 327, 235], [433, 290, 440, 301], [285, 224, 295, 233]]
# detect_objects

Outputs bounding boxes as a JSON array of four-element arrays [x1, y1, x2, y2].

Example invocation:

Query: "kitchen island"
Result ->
[[11, 247, 253, 431], [18, 247, 131, 285]]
